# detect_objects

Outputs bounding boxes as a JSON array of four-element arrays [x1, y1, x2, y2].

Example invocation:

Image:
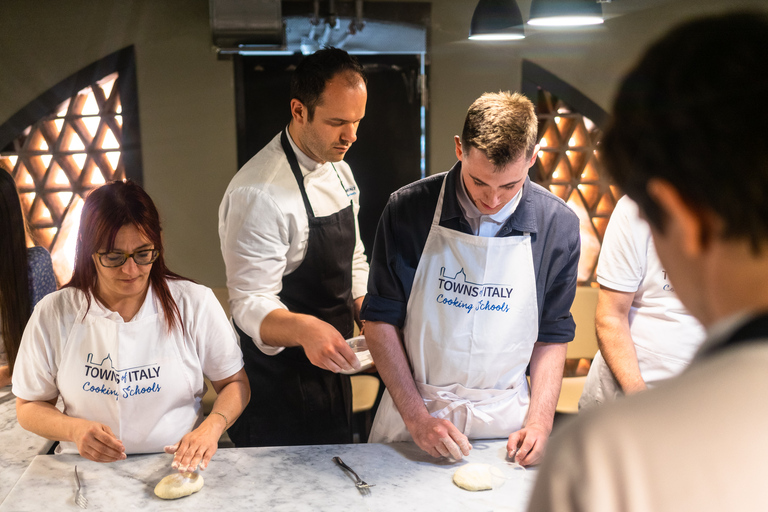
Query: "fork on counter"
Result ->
[[74, 465, 88, 509], [333, 456, 375, 496]]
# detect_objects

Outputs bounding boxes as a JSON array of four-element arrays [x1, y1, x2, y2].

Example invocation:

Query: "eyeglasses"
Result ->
[[96, 249, 159, 268]]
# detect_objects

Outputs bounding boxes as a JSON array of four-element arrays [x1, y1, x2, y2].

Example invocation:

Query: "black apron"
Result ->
[[228, 129, 356, 447]]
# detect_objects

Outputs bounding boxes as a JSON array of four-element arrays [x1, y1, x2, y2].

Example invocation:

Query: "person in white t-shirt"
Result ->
[[579, 195, 705, 408], [14, 180, 249, 473]]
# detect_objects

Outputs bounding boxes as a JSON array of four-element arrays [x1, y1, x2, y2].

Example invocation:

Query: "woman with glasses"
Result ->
[[12, 180, 249, 473]]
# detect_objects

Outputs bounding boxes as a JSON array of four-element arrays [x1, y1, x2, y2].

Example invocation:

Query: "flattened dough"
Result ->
[[453, 463, 496, 491], [154, 472, 204, 499]]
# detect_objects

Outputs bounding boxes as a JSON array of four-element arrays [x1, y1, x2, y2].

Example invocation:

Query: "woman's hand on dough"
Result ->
[[72, 420, 126, 463], [165, 415, 224, 472]]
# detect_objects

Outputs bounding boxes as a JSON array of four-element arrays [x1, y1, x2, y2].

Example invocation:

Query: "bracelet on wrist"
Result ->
[[211, 411, 229, 430]]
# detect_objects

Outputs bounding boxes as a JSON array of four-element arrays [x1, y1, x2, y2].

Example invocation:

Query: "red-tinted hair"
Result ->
[[64, 180, 189, 332]]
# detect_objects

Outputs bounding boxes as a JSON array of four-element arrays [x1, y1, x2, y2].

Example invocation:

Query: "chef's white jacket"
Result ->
[[218, 131, 369, 354]]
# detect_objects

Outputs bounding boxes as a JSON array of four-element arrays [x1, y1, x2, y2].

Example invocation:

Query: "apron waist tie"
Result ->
[[431, 391, 495, 438]]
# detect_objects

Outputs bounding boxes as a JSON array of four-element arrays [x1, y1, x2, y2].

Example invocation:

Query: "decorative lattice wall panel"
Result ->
[[531, 89, 621, 283], [1, 73, 126, 283]]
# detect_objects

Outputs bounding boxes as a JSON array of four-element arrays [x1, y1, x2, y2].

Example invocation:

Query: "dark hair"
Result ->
[[290, 47, 366, 120], [64, 180, 189, 332], [0, 167, 31, 375], [461, 91, 538, 169], [602, 11, 768, 252]]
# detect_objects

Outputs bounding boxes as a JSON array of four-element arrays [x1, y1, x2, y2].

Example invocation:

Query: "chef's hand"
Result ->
[[300, 318, 361, 373], [409, 416, 472, 460], [72, 420, 126, 463], [165, 415, 224, 473], [507, 422, 550, 467]]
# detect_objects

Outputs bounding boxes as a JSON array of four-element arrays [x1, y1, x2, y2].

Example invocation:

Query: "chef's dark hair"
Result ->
[[290, 47, 366, 121], [602, 11, 768, 253], [65, 180, 190, 333], [0, 166, 31, 375]]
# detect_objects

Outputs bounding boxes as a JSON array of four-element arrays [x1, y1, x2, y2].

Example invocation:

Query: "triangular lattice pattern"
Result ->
[[0, 72, 124, 283], [531, 88, 621, 283]]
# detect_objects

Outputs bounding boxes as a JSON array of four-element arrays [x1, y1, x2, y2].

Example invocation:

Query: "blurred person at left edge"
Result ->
[[13, 180, 249, 472]]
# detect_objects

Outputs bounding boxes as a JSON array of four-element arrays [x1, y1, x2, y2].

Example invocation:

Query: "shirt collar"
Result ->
[[440, 162, 538, 235], [693, 310, 757, 361], [89, 283, 158, 323], [455, 166, 523, 227], [285, 126, 332, 176]]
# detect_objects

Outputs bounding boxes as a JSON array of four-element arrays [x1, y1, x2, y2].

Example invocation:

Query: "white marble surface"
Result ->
[[0, 385, 56, 504], [0, 439, 536, 511]]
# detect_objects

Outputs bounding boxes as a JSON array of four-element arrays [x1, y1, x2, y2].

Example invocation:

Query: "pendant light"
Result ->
[[469, 0, 526, 41], [528, 0, 604, 27]]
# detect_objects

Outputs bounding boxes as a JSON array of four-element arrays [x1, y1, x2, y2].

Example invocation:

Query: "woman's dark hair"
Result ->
[[64, 180, 189, 332], [290, 47, 366, 120], [0, 167, 31, 374]]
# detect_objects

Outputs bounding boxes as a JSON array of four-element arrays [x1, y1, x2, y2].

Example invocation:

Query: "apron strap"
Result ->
[[280, 128, 315, 219], [431, 175, 448, 227]]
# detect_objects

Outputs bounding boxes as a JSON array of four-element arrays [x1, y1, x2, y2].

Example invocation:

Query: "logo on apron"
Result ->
[[82, 352, 162, 401], [436, 266, 513, 315]]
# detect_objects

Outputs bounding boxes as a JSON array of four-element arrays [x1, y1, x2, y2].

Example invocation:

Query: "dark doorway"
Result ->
[[234, 53, 425, 258]]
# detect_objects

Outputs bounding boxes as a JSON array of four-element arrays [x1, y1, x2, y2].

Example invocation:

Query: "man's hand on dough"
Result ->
[[408, 416, 472, 460], [507, 423, 551, 466], [72, 420, 126, 463]]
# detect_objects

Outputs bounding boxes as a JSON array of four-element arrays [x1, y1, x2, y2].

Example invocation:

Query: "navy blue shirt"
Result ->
[[361, 162, 580, 343]]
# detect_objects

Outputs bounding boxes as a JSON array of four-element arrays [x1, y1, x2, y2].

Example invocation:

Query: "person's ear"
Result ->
[[290, 99, 307, 124], [646, 179, 718, 256], [454, 136, 463, 161], [527, 145, 540, 168]]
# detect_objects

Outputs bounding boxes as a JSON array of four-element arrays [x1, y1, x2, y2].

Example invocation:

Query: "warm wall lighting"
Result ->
[[528, 0, 604, 26], [469, 0, 526, 40]]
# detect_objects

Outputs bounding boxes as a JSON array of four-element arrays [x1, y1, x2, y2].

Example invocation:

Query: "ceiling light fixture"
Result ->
[[469, 0, 525, 41], [528, 0, 604, 27]]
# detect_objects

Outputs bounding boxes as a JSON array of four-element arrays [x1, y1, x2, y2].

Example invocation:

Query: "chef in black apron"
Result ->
[[220, 48, 369, 447], [230, 131, 358, 446]]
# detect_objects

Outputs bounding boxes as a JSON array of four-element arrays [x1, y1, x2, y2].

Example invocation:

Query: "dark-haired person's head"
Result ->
[[68, 180, 185, 331], [602, 11, 768, 253], [290, 47, 367, 121], [288, 47, 368, 164]]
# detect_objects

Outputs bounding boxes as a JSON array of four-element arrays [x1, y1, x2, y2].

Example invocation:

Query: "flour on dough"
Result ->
[[453, 463, 498, 491], [154, 472, 204, 500]]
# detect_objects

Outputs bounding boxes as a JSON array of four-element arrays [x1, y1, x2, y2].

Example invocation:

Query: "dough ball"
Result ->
[[154, 472, 204, 500], [453, 463, 500, 491]]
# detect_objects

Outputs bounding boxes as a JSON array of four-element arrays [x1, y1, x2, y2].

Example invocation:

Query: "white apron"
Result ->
[[370, 176, 539, 442], [56, 292, 199, 454]]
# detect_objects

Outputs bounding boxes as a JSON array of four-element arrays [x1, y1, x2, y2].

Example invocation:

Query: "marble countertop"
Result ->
[[0, 439, 536, 511], [0, 386, 56, 504]]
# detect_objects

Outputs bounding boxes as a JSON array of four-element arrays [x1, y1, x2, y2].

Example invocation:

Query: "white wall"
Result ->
[[1, 0, 765, 288]]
